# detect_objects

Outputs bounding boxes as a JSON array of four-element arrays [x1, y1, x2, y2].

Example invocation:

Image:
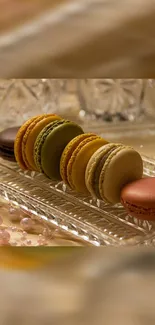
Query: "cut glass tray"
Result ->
[[0, 156, 155, 246]]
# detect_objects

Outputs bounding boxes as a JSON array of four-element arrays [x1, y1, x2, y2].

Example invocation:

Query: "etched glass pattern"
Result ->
[[0, 79, 64, 129], [0, 155, 155, 247], [78, 79, 145, 121]]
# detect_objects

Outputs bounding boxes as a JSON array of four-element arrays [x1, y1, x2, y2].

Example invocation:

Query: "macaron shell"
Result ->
[[67, 135, 99, 189], [0, 126, 20, 162], [41, 122, 84, 180], [85, 143, 119, 198], [22, 115, 45, 169], [121, 177, 155, 221], [99, 145, 125, 200], [99, 147, 143, 204], [122, 205, 155, 221], [34, 120, 66, 172], [121, 178, 155, 209], [14, 116, 39, 170], [60, 133, 96, 184], [67, 137, 108, 193], [24, 115, 61, 171]]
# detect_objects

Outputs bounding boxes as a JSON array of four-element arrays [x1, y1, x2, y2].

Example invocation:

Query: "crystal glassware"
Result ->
[[143, 79, 155, 119], [78, 79, 146, 122], [0, 79, 64, 129]]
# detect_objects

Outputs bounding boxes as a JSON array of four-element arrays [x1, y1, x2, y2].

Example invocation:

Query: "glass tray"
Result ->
[[0, 156, 155, 247]]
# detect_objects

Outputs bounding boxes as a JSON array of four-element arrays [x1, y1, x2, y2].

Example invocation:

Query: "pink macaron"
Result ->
[[121, 177, 155, 221]]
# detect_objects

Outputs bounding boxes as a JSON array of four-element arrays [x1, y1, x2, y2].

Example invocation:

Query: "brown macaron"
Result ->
[[121, 177, 155, 221], [0, 126, 20, 162]]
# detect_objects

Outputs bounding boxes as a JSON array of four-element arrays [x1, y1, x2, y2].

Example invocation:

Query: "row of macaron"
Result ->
[[14, 114, 144, 208]]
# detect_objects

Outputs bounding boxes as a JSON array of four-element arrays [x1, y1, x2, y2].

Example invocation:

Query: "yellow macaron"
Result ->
[[14, 114, 61, 171], [14, 116, 39, 170], [60, 133, 96, 185], [60, 133, 108, 194], [22, 114, 61, 171]]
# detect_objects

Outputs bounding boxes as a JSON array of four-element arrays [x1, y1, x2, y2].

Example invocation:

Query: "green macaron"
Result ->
[[34, 119, 84, 180]]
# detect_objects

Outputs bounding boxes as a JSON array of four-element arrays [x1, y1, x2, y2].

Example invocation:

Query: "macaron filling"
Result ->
[[34, 120, 69, 172], [92, 147, 117, 199], [14, 116, 39, 170], [60, 133, 96, 185], [0, 147, 14, 154], [67, 135, 100, 189], [25, 115, 61, 171], [0, 147, 15, 160], [22, 116, 46, 168], [121, 200, 155, 217], [99, 145, 125, 201]]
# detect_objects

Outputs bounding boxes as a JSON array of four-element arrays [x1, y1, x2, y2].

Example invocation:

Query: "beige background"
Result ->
[[0, 0, 155, 77]]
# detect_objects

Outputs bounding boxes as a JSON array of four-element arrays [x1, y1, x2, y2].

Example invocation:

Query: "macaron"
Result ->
[[121, 177, 155, 221], [85, 143, 143, 204], [60, 133, 96, 184], [22, 114, 61, 171], [60, 133, 108, 193], [34, 119, 84, 180], [0, 126, 20, 162], [14, 115, 42, 170]]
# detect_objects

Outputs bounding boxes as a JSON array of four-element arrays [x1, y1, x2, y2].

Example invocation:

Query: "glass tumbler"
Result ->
[[78, 79, 146, 122], [0, 79, 64, 130], [143, 79, 155, 119]]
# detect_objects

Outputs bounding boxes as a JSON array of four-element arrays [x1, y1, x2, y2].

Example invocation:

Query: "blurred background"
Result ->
[[1, 247, 155, 325], [0, 0, 155, 77]]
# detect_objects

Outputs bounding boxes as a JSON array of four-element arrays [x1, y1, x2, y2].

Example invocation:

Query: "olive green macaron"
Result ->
[[34, 119, 84, 180]]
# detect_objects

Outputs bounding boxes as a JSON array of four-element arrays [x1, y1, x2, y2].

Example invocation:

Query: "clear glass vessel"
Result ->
[[78, 79, 146, 122], [0, 79, 64, 129], [143, 79, 155, 118]]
